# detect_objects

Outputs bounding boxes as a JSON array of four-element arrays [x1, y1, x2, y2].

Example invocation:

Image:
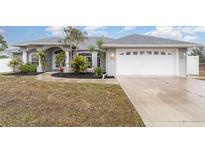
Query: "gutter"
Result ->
[[13, 43, 65, 47], [103, 43, 203, 48]]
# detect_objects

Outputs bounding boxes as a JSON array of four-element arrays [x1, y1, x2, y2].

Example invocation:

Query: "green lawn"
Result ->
[[0, 76, 144, 127]]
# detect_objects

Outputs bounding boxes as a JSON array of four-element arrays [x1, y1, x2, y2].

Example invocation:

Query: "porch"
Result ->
[[22, 46, 105, 72]]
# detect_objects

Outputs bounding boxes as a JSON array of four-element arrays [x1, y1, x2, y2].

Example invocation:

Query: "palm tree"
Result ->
[[87, 45, 96, 52], [0, 34, 8, 51], [63, 26, 87, 57], [96, 38, 104, 50], [96, 38, 105, 67]]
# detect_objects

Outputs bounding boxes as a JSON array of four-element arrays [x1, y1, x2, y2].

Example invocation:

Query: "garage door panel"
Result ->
[[117, 50, 176, 75]]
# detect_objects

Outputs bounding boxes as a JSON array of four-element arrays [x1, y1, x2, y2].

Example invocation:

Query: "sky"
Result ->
[[1, 26, 205, 45]]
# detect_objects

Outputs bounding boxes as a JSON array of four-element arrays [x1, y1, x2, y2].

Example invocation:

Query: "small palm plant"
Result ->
[[55, 50, 66, 72], [87, 45, 96, 53], [37, 50, 47, 72], [96, 38, 105, 66], [71, 55, 89, 73], [8, 58, 22, 72]]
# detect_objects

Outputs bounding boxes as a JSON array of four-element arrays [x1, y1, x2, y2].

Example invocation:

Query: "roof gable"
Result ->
[[106, 34, 197, 45]]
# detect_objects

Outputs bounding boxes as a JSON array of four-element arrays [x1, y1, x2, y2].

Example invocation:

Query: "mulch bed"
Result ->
[[0, 72, 43, 76], [51, 72, 114, 79]]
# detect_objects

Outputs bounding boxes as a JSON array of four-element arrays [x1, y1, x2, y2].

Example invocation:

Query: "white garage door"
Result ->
[[117, 50, 176, 76]]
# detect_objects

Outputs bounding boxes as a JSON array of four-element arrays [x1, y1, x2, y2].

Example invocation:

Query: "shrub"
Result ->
[[71, 55, 89, 73], [8, 58, 22, 72], [0, 55, 9, 59], [200, 57, 205, 64], [19, 63, 36, 73], [94, 67, 105, 78]]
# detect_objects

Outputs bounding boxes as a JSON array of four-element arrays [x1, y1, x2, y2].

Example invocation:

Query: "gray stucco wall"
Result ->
[[178, 48, 187, 76], [47, 51, 53, 71], [100, 53, 106, 69], [106, 48, 116, 76]]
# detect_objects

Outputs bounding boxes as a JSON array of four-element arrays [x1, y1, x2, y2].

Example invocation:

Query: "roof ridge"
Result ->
[[133, 34, 195, 44], [106, 33, 198, 45]]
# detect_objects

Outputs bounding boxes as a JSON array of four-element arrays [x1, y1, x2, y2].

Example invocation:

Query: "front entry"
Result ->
[[52, 50, 65, 70]]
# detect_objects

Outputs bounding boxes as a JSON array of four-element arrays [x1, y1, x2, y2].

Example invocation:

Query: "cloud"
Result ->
[[118, 26, 136, 33], [46, 26, 110, 37], [146, 27, 183, 40], [83, 26, 109, 36], [0, 28, 4, 34], [178, 26, 205, 35], [183, 35, 198, 42], [45, 26, 65, 37], [145, 26, 205, 42]]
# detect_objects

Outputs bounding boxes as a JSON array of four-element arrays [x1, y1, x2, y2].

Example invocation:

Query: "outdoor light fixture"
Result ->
[[111, 53, 115, 58]]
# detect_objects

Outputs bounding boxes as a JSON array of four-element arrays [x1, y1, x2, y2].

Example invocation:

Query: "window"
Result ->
[[140, 51, 145, 55], [133, 51, 138, 55], [161, 52, 166, 55], [31, 54, 39, 66], [168, 52, 172, 55], [78, 53, 92, 68], [126, 52, 131, 55], [147, 51, 152, 55], [154, 51, 159, 55], [120, 53, 124, 56]]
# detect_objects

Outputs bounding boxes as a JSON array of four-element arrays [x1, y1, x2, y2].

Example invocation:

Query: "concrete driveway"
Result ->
[[117, 77, 205, 127]]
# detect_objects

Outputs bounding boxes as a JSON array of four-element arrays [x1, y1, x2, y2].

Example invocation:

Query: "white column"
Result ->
[[37, 57, 43, 72], [22, 51, 28, 64], [92, 51, 98, 68], [65, 51, 70, 72], [175, 49, 179, 76]]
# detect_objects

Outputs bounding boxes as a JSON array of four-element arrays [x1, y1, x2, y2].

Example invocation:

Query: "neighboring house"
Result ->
[[12, 34, 201, 76], [0, 50, 12, 58], [0, 46, 21, 58]]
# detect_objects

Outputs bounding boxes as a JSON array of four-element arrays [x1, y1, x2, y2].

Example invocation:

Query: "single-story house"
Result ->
[[11, 34, 202, 76]]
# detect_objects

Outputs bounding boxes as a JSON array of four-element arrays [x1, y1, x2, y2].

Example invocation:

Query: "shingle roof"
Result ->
[[78, 37, 113, 50], [15, 37, 64, 45], [104, 34, 200, 47], [14, 34, 201, 49], [14, 37, 113, 50]]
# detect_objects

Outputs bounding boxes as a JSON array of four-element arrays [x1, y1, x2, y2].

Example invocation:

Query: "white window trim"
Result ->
[[29, 53, 39, 66]]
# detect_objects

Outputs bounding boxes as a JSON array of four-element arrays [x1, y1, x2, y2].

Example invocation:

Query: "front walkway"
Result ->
[[36, 72, 119, 85]]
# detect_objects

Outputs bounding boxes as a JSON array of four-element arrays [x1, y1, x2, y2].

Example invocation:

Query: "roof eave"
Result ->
[[13, 43, 66, 47], [103, 44, 202, 48]]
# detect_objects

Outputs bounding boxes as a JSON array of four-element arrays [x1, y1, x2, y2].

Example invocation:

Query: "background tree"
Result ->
[[96, 38, 104, 50], [0, 34, 8, 51], [37, 50, 48, 72], [190, 47, 204, 56], [87, 45, 96, 53], [190, 47, 205, 63]]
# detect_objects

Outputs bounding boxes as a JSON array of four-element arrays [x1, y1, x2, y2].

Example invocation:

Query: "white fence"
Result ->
[[0, 58, 12, 73], [187, 56, 199, 76]]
